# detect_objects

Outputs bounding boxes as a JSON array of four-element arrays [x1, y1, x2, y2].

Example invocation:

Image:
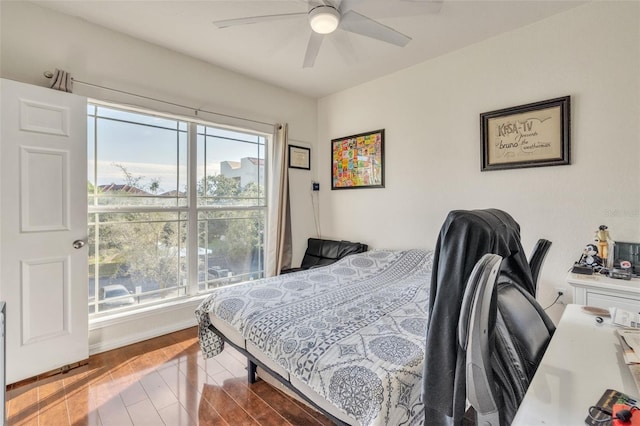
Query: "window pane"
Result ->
[[92, 107, 187, 208], [197, 209, 265, 291], [88, 211, 188, 314], [197, 127, 265, 207]]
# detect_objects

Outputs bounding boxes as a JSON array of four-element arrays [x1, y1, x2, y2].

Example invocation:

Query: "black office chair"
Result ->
[[459, 253, 556, 425], [423, 209, 550, 424], [529, 239, 552, 296]]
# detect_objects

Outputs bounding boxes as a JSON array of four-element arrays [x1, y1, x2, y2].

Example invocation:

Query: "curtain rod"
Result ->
[[43, 71, 275, 128]]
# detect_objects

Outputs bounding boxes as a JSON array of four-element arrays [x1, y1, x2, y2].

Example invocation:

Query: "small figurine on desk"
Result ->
[[594, 225, 615, 268], [578, 243, 604, 269]]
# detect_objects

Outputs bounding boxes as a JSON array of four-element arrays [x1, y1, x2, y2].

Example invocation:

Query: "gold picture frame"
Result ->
[[480, 96, 571, 171]]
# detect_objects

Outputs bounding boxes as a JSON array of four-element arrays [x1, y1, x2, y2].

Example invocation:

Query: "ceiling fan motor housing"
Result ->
[[308, 5, 340, 34]]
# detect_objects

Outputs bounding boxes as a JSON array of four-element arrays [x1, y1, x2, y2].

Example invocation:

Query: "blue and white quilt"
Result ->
[[196, 249, 433, 425]]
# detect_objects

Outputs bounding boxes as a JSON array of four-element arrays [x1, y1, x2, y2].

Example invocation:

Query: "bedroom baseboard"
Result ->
[[89, 317, 197, 355], [88, 297, 205, 355]]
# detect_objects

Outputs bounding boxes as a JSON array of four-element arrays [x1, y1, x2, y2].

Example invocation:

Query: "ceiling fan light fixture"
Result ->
[[309, 5, 340, 34]]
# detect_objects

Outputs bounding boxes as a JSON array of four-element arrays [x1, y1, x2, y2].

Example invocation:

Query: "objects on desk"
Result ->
[[586, 389, 640, 426], [595, 225, 615, 268], [578, 243, 605, 270], [611, 308, 640, 329], [582, 306, 611, 317], [571, 253, 633, 280], [573, 264, 595, 275], [611, 267, 634, 280], [572, 243, 602, 275], [608, 259, 634, 280], [615, 242, 640, 276], [613, 322, 640, 396], [617, 330, 640, 363], [613, 403, 640, 426], [573, 229, 639, 279]]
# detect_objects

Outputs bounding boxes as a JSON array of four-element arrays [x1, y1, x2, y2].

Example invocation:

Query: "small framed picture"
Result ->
[[288, 145, 310, 170]]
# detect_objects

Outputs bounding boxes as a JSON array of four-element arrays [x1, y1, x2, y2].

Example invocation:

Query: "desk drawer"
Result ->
[[586, 291, 640, 312]]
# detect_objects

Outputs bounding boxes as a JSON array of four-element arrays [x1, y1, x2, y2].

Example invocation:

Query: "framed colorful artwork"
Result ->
[[480, 96, 571, 171], [331, 129, 385, 190]]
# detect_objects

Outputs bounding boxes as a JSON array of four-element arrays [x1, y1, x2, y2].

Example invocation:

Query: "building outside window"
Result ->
[[88, 103, 267, 316]]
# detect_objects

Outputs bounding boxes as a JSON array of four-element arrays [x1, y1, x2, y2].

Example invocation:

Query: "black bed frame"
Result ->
[[207, 324, 350, 426]]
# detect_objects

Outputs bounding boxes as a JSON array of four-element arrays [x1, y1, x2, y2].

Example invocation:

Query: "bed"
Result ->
[[195, 249, 433, 426]]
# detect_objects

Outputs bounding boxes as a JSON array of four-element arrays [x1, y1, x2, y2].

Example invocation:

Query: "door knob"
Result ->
[[73, 240, 86, 249]]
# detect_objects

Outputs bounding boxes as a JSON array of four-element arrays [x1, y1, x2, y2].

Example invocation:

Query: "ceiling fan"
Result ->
[[213, 0, 436, 68]]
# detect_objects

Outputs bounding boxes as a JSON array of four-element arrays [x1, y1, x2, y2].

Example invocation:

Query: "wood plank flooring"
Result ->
[[6, 327, 334, 425]]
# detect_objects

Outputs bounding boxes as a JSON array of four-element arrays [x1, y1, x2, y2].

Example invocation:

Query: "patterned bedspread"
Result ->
[[195, 249, 433, 425]]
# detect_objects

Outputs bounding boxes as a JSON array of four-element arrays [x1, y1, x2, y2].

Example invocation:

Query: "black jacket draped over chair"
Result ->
[[422, 209, 554, 425]]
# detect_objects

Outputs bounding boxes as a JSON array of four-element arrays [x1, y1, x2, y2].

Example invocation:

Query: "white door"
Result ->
[[0, 78, 88, 384]]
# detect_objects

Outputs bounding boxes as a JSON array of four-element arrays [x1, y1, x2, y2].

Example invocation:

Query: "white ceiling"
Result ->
[[32, 0, 585, 98]]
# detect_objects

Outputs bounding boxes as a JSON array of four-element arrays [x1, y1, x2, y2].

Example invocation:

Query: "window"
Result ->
[[88, 103, 267, 316]]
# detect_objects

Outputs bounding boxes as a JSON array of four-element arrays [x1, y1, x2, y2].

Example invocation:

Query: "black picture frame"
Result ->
[[480, 96, 571, 171], [288, 145, 310, 170], [331, 129, 385, 190]]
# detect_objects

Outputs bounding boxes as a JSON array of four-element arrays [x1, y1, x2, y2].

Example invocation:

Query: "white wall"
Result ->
[[0, 1, 318, 352], [317, 2, 640, 321]]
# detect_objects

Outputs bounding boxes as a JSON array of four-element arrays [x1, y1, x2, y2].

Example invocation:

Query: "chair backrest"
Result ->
[[459, 254, 556, 425], [423, 209, 537, 424], [458, 253, 503, 425], [529, 239, 552, 296], [492, 282, 555, 422]]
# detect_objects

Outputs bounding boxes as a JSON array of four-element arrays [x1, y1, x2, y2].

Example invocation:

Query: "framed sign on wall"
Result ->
[[480, 96, 571, 171], [331, 129, 384, 190], [288, 145, 310, 170]]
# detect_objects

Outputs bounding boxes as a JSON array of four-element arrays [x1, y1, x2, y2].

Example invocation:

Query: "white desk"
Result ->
[[567, 272, 640, 312], [513, 304, 639, 425]]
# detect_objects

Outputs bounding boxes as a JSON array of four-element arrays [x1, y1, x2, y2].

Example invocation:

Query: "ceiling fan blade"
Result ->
[[213, 12, 306, 29], [340, 10, 411, 47], [329, 30, 359, 66], [303, 31, 324, 68], [337, 0, 357, 12]]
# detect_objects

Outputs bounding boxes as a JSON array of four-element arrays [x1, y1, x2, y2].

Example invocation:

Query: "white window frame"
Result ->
[[88, 100, 269, 320]]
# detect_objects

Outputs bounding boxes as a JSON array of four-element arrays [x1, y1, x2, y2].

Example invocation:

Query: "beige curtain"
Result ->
[[265, 123, 292, 277], [48, 69, 73, 93]]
